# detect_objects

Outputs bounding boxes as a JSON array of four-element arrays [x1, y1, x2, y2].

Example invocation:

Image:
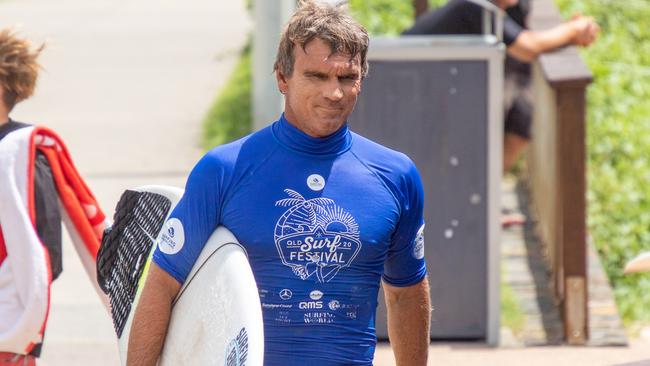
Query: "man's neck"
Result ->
[[0, 107, 9, 126]]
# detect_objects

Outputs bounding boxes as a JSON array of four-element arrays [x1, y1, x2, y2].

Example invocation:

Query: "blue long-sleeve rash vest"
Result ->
[[153, 114, 427, 365]]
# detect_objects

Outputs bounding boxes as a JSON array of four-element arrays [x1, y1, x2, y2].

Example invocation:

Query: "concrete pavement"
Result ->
[[374, 341, 650, 366], [0, 0, 250, 364]]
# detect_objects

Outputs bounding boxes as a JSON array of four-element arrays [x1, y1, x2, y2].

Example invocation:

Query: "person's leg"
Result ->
[[504, 132, 529, 172], [503, 88, 532, 172], [503, 59, 533, 173]]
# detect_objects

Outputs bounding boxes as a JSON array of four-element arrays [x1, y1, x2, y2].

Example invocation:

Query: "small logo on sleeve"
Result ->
[[158, 218, 185, 255], [412, 224, 425, 260]]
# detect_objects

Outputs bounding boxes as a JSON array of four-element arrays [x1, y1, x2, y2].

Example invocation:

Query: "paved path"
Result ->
[[374, 341, 650, 366], [0, 0, 250, 364], [501, 177, 564, 346]]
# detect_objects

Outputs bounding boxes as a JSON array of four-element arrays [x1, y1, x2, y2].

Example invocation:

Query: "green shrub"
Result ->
[[347, 0, 446, 35], [202, 43, 252, 150], [501, 279, 526, 334], [554, 0, 650, 325], [347, 0, 415, 35]]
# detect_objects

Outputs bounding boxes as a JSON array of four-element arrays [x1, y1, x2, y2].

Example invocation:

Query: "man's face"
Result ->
[[277, 38, 362, 138]]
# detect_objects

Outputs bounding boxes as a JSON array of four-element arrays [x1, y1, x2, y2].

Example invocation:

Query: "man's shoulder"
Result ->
[[447, 0, 481, 11], [439, 0, 483, 23], [403, 0, 482, 35], [432, 0, 482, 18], [350, 132, 417, 176], [204, 125, 275, 163]]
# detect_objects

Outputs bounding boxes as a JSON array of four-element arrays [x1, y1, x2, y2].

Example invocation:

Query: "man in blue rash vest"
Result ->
[[128, 2, 430, 365]]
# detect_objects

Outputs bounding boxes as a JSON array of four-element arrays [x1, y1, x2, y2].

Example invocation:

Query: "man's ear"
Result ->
[[276, 69, 288, 95]]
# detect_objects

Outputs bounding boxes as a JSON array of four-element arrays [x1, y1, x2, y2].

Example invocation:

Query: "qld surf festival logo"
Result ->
[[274, 189, 361, 283]]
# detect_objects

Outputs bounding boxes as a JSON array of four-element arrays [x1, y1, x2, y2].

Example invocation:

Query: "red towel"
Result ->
[[0, 126, 107, 355], [32, 127, 106, 256]]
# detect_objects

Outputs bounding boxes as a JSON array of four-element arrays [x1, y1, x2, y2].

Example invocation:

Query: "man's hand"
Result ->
[[507, 14, 600, 63], [569, 15, 599, 47], [383, 277, 431, 366], [127, 263, 181, 366]]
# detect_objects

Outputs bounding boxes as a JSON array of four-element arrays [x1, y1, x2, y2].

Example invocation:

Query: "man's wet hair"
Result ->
[[274, 0, 369, 79]]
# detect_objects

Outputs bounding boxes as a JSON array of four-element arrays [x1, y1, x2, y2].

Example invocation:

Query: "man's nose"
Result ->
[[324, 80, 344, 102]]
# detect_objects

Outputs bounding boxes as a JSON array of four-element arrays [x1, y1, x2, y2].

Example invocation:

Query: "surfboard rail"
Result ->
[[98, 186, 263, 366]]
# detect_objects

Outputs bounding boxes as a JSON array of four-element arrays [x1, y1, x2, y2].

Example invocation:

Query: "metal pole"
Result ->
[[253, 0, 296, 130]]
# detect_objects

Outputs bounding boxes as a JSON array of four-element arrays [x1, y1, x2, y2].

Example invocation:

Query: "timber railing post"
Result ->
[[556, 82, 589, 344], [528, 0, 592, 345]]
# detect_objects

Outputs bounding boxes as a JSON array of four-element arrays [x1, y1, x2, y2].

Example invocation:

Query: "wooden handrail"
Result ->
[[527, 0, 593, 345], [531, 0, 592, 88]]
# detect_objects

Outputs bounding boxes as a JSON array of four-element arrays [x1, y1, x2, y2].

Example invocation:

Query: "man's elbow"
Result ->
[[383, 278, 430, 307], [508, 33, 542, 63]]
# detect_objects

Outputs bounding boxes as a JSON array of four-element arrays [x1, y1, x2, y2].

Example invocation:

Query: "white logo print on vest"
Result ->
[[274, 189, 361, 283]]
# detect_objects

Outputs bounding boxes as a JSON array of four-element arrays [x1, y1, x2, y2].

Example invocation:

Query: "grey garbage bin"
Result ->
[[348, 34, 504, 345]]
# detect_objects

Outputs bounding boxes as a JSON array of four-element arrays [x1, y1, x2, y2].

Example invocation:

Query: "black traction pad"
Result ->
[[97, 190, 172, 337]]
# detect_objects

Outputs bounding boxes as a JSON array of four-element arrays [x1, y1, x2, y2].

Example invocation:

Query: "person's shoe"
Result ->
[[501, 209, 526, 228]]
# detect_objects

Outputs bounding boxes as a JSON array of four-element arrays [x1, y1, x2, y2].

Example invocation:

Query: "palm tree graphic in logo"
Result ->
[[274, 189, 361, 283]]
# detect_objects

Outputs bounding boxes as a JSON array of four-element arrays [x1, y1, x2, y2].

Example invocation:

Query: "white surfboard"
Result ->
[[160, 227, 264, 366], [97, 185, 263, 365]]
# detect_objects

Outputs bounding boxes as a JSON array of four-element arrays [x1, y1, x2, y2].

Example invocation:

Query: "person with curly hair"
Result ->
[[0, 28, 107, 366], [0, 28, 57, 366], [0, 27, 110, 366]]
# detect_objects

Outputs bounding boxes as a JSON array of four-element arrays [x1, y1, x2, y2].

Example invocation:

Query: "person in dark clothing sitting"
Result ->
[[404, 0, 599, 171]]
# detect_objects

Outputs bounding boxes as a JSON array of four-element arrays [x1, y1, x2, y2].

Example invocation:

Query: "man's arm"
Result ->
[[127, 263, 181, 366], [507, 15, 599, 63], [384, 277, 431, 366]]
